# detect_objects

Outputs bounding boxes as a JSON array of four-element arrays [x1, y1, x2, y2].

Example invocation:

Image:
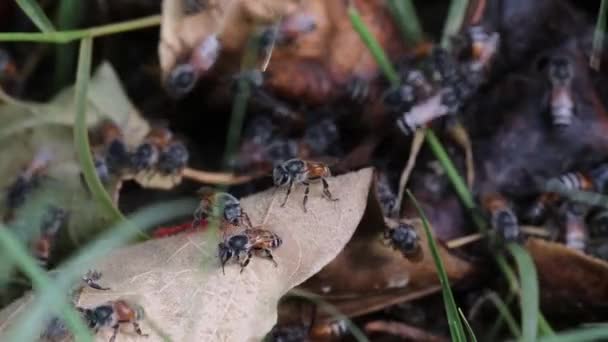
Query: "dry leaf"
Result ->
[[298, 193, 474, 321], [0, 168, 373, 341], [159, 0, 407, 104], [526, 238, 608, 316]]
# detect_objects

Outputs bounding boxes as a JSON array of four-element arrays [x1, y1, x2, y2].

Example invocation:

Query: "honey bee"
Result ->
[[467, 25, 500, 72], [79, 299, 147, 342], [32, 207, 69, 269], [4, 149, 52, 220], [192, 188, 252, 229], [383, 223, 423, 262], [527, 171, 594, 224], [546, 56, 575, 128], [218, 228, 282, 274], [81, 270, 111, 291], [384, 69, 433, 116], [131, 126, 189, 183], [560, 202, 589, 252], [273, 159, 338, 212], [165, 34, 220, 98], [0, 48, 16, 82], [90, 120, 131, 177], [481, 193, 520, 242]]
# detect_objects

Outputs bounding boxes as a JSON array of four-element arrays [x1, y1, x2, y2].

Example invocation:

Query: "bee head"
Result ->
[[166, 63, 198, 98], [273, 164, 290, 186], [391, 223, 419, 251]]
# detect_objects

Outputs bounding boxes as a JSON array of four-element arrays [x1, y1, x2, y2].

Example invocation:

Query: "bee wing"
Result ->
[[245, 229, 276, 247]]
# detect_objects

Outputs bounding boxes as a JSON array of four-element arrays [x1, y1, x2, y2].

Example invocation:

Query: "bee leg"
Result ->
[[109, 324, 119, 342], [322, 178, 338, 201], [260, 248, 278, 267], [302, 181, 310, 212], [242, 212, 253, 229], [280, 181, 294, 208], [240, 252, 253, 273], [133, 322, 148, 337]]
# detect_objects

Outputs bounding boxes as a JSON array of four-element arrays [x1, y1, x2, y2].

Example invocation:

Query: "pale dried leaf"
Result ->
[[0, 168, 373, 341]]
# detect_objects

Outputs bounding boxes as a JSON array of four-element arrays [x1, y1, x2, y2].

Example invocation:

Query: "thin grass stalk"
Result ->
[[16, 0, 56, 33], [0, 15, 161, 43]]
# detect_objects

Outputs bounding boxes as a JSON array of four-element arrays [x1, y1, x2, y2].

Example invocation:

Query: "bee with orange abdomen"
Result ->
[[546, 55, 575, 128], [481, 193, 520, 242], [131, 126, 189, 183], [192, 188, 252, 229], [527, 171, 595, 224], [218, 228, 282, 274], [90, 120, 131, 178], [4, 149, 52, 221], [31, 206, 69, 269], [79, 299, 148, 342], [273, 159, 338, 212], [383, 222, 423, 262], [467, 25, 500, 72]]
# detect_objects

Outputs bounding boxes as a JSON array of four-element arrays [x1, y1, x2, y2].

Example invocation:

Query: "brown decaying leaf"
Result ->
[[299, 192, 474, 321], [526, 238, 608, 313], [0, 168, 373, 341], [159, 0, 407, 104]]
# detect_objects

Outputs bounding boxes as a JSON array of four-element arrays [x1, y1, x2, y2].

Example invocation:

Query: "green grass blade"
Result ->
[[407, 190, 467, 342], [0, 225, 92, 342], [507, 244, 539, 342], [539, 326, 608, 342], [441, 0, 469, 49], [591, 0, 608, 70], [459, 308, 478, 342], [538, 314, 555, 336], [386, 0, 424, 44], [73, 37, 127, 226], [0, 15, 161, 43], [347, 4, 399, 86], [54, 0, 84, 89], [7, 199, 195, 342], [481, 292, 521, 339], [288, 288, 369, 342], [16, 0, 56, 33]]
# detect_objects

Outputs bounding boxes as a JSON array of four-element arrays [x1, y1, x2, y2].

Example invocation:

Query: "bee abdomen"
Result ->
[[557, 172, 593, 191], [272, 236, 283, 249], [551, 105, 573, 127]]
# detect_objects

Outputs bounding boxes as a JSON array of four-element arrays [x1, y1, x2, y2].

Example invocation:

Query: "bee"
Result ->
[[165, 34, 220, 98], [374, 171, 397, 217], [32, 207, 69, 269], [384, 69, 433, 116], [273, 159, 338, 212], [546, 56, 575, 128], [131, 126, 189, 183], [383, 223, 423, 262], [0, 48, 17, 82], [560, 202, 589, 252], [157, 140, 189, 178], [267, 323, 309, 342], [79, 299, 147, 342], [467, 25, 500, 72], [527, 171, 594, 224], [4, 149, 52, 220], [481, 193, 520, 242], [81, 270, 111, 291], [218, 228, 282, 274], [90, 120, 131, 177], [192, 188, 252, 229]]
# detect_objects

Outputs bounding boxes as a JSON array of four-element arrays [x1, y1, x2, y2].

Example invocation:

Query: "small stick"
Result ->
[[446, 233, 483, 249], [394, 129, 425, 216], [181, 167, 257, 185]]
